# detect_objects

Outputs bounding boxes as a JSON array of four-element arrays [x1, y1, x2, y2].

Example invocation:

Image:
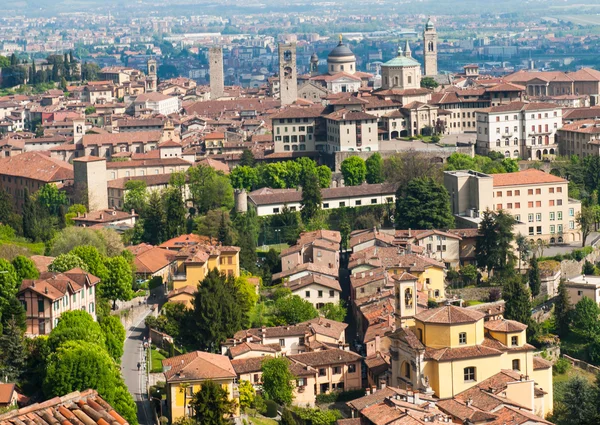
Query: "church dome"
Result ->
[[328, 41, 354, 58], [425, 18, 435, 30]]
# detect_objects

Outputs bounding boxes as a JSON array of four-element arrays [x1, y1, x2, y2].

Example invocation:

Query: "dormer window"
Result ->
[[511, 336, 518, 346], [459, 332, 467, 345]]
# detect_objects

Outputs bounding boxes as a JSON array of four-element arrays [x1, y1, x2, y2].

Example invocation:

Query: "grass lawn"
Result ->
[[464, 300, 485, 306], [148, 348, 166, 373], [553, 365, 597, 403], [249, 416, 278, 425], [0, 240, 46, 256], [257, 243, 289, 253]]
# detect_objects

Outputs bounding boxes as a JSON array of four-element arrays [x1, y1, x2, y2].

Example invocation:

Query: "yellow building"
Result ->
[[350, 247, 447, 303], [162, 351, 239, 422], [173, 244, 241, 290], [387, 305, 553, 418]]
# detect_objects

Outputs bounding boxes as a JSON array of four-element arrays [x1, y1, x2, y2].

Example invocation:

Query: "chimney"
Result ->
[[465, 398, 472, 407], [380, 380, 386, 390], [414, 392, 420, 404], [45, 287, 48, 294], [408, 228, 412, 237]]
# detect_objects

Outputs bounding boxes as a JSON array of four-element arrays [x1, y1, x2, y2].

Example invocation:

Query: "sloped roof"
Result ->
[[286, 273, 342, 292], [0, 151, 73, 182], [415, 305, 484, 324], [492, 168, 566, 187], [484, 319, 527, 332], [0, 389, 129, 425], [162, 351, 237, 382]]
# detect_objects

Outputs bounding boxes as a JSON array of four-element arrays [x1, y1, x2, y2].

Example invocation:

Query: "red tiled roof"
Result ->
[[0, 151, 73, 182], [491, 168, 566, 187], [415, 305, 485, 324], [162, 351, 236, 382]]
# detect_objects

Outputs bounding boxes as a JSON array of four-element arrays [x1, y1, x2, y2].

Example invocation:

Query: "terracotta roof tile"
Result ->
[[492, 168, 566, 187], [484, 319, 527, 332], [286, 274, 341, 292], [288, 347, 362, 367], [162, 351, 236, 382], [0, 151, 73, 182]]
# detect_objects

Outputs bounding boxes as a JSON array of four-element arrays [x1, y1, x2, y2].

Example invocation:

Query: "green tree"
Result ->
[[0, 188, 16, 228], [0, 318, 26, 381], [365, 153, 384, 184], [36, 183, 68, 216], [459, 264, 478, 287], [274, 295, 318, 325], [261, 357, 295, 405], [300, 171, 322, 224], [143, 190, 166, 245], [0, 259, 19, 319], [22, 188, 37, 241], [239, 149, 256, 167], [572, 296, 600, 341], [187, 165, 234, 215], [395, 177, 454, 230], [515, 233, 531, 270], [234, 209, 259, 274], [48, 253, 88, 273], [577, 206, 595, 247], [64, 204, 87, 226], [316, 165, 332, 189], [71, 245, 109, 281], [583, 260, 596, 276], [502, 272, 532, 326], [164, 187, 186, 240], [84, 106, 96, 115], [528, 256, 541, 297], [341, 156, 367, 186], [319, 301, 347, 322], [192, 269, 244, 350], [196, 210, 234, 241], [259, 162, 288, 189], [123, 180, 148, 216], [475, 209, 516, 276], [190, 380, 237, 425], [549, 375, 598, 425], [420, 76, 438, 89], [218, 212, 234, 245], [99, 315, 126, 362], [47, 310, 106, 352], [238, 380, 255, 412], [230, 166, 259, 191], [11, 255, 39, 281], [554, 279, 572, 337], [50, 226, 109, 256], [101, 256, 134, 309], [1, 298, 26, 332]]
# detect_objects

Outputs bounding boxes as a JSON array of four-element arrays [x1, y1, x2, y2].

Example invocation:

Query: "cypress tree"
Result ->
[[502, 272, 532, 326], [528, 256, 541, 297], [22, 188, 37, 241], [300, 171, 321, 224], [218, 212, 233, 245], [554, 279, 572, 337], [163, 188, 186, 240], [142, 191, 166, 245]]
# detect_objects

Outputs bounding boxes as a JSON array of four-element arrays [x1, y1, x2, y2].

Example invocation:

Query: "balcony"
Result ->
[[173, 274, 187, 281]]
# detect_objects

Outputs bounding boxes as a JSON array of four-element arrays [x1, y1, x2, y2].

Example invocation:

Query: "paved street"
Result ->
[[122, 307, 154, 425]]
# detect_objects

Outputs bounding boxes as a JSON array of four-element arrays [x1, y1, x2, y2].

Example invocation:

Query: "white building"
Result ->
[[475, 102, 562, 160], [132, 92, 181, 116], [285, 274, 342, 309]]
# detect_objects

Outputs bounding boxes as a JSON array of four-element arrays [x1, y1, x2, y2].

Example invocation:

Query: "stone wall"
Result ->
[[446, 286, 498, 302], [558, 247, 600, 279], [333, 145, 474, 172]]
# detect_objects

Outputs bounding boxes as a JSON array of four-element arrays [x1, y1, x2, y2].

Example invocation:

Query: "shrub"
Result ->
[[265, 399, 278, 418], [488, 288, 502, 302], [427, 299, 438, 309], [431, 135, 441, 143], [553, 357, 571, 375], [315, 389, 365, 404]]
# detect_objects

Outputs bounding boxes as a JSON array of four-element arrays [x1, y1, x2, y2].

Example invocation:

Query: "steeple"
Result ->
[[404, 40, 412, 58]]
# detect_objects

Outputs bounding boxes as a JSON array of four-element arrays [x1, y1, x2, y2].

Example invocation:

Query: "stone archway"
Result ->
[[391, 131, 399, 139], [536, 150, 542, 159]]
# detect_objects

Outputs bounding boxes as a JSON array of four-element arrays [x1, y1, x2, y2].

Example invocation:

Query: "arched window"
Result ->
[[404, 288, 413, 308], [496, 139, 501, 147], [404, 361, 411, 379], [408, 75, 412, 84], [514, 138, 518, 145], [505, 138, 510, 146], [513, 150, 519, 157], [538, 136, 543, 145], [504, 150, 510, 158], [394, 76, 399, 86]]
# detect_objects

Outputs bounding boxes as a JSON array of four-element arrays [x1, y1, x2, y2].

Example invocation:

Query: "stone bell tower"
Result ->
[[423, 17, 438, 76], [278, 43, 298, 105]]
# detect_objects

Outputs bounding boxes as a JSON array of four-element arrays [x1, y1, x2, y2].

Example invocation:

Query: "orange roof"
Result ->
[[492, 168, 566, 187]]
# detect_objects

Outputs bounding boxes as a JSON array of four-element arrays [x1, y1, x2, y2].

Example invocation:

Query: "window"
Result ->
[[549, 200, 555, 207], [348, 364, 356, 373], [550, 225, 555, 234], [329, 290, 335, 297], [496, 191, 502, 197], [459, 332, 467, 345], [507, 191, 512, 196], [515, 190, 520, 196], [558, 224, 563, 233], [569, 208, 574, 217], [515, 215, 520, 222], [536, 213, 541, 222], [557, 187, 562, 193], [570, 221, 575, 229], [528, 189, 533, 195], [305, 291, 310, 298], [536, 201, 541, 207], [550, 212, 555, 221], [557, 199, 562, 206], [464, 367, 476, 382], [511, 336, 518, 346], [355, 200, 362, 206], [371, 198, 377, 204], [37, 299, 44, 313], [529, 226, 534, 236], [515, 202, 520, 208], [323, 203, 329, 209], [528, 202, 534, 208], [318, 290, 323, 298], [549, 187, 554, 194], [497, 204, 502, 210], [339, 202, 345, 207], [297, 378, 306, 387], [404, 362, 411, 379], [537, 226, 542, 235], [273, 208, 280, 214], [535, 188, 541, 195], [512, 359, 520, 371], [279, 338, 285, 347], [507, 203, 512, 209], [333, 366, 341, 374], [319, 368, 326, 376], [558, 211, 562, 220]]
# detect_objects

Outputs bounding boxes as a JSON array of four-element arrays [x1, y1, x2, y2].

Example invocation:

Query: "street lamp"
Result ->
[[275, 229, 281, 247]]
